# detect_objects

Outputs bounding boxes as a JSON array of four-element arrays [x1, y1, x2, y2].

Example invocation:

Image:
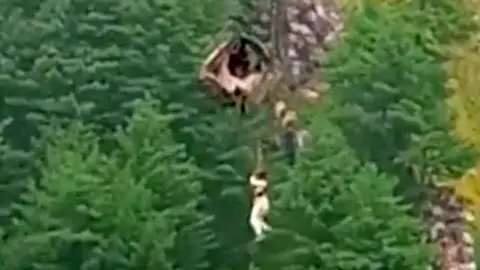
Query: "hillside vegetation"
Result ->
[[0, 0, 479, 269]]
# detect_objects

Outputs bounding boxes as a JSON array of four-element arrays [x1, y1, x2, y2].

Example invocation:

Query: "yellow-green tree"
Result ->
[[445, 0, 480, 226], [445, 34, 480, 150]]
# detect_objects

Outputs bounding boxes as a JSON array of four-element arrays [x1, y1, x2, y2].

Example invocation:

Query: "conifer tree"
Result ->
[[251, 107, 431, 270], [183, 105, 275, 269], [324, 3, 478, 268], [0, 118, 17, 224], [0, 0, 240, 194], [0, 2, 243, 263], [0, 98, 217, 270], [324, 3, 477, 200], [447, 25, 480, 232], [446, 34, 480, 150], [0, 0, 240, 133]]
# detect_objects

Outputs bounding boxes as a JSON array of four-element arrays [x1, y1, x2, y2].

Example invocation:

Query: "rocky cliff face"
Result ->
[[246, 0, 343, 95], [427, 185, 476, 270]]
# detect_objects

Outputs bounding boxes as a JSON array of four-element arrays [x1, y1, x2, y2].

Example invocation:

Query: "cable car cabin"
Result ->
[[198, 36, 271, 110]]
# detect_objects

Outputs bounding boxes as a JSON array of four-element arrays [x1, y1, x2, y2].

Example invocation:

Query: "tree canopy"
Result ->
[[0, 0, 479, 269]]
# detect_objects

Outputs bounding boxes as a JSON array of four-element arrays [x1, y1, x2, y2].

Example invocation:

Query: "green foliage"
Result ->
[[0, 0, 478, 269], [0, 99, 217, 270], [254, 110, 431, 270], [0, 0, 234, 127], [474, 233, 480, 266], [325, 3, 477, 197], [446, 34, 480, 150], [403, 0, 477, 48], [184, 106, 274, 269], [0, 0, 283, 268], [0, 117, 36, 228], [0, 2, 246, 266], [0, 0, 239, 211]]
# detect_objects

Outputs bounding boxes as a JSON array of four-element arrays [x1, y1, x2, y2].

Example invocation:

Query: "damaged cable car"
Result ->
[[198, 34, 274, 112]]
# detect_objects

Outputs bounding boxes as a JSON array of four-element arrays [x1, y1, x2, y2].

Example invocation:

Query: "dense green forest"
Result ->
[[0, 0, 479, 269]]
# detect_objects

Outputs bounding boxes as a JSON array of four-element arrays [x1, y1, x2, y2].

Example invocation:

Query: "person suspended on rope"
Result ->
[[274, 101, 311, 147], [249, 170, 272, 241]]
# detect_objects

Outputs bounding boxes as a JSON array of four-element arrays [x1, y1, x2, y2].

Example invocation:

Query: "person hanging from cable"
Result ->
[[248, 169, 272, 242], [247, 142, 272, 242], [273, 100, 311, 164]]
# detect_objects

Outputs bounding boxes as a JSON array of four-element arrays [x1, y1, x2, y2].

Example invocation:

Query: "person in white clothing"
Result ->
[[248, 170, 272, 241]]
